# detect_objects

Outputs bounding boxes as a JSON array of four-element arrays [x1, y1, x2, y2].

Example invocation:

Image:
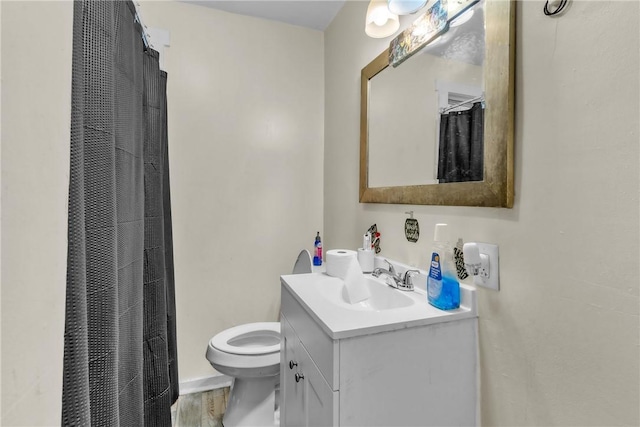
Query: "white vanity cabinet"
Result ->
[[280, 273, 479, 427], [281, 315, 337, 426]]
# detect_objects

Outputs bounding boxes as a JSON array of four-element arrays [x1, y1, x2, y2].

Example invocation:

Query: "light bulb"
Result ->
[[365, 0, 400, 38], [373, 12, 389, 26]]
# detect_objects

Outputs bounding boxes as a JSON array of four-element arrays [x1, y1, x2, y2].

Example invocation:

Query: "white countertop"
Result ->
[[281, 272, 477, 340]]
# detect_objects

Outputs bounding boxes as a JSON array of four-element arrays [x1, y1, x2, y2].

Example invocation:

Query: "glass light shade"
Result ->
[[387, 0, 428, 15], [365, 0, 400, 38], [450, 8, 474, 27]]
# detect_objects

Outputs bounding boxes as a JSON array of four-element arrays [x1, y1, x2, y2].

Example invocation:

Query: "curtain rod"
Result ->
[[440, 94, 485, 114]]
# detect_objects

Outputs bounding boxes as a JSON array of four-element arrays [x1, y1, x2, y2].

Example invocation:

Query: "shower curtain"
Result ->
[[62, 2, 178, 426], [437, 102, 484, 183]]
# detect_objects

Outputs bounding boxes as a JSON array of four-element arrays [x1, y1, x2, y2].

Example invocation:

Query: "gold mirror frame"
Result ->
[[360, 0, 515, 207]]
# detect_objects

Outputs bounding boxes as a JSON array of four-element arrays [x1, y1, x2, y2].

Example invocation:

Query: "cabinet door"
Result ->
[[281, 315, 337, 427], [297, 341, 335, 427], [281, 316, 305, 427]]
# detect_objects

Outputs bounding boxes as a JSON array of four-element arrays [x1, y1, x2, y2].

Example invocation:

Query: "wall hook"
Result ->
[[544, 0, 568, 16]]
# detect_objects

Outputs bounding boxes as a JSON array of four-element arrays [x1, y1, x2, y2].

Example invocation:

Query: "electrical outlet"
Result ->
[[478, 265, 489, 279], [473, 243, 499, 291]]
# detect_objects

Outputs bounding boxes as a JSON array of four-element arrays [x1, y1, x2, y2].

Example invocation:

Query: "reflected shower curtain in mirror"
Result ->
[[62, 2, 179, 426], [437, 102, 484, 183]]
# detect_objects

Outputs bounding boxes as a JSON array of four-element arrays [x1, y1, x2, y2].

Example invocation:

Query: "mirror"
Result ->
[[360, 0, 514, 207]]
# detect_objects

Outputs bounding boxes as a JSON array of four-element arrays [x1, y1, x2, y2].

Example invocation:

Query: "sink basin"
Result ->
[[321, 276, 414, 311], [281, 269, 476, 339]]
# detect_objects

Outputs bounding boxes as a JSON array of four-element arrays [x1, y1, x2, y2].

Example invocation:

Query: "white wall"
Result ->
[[3, 1, 638, 425], [1, 2, 73, 425], [325, 1, 639, 426], [139, 1, 324, 382]]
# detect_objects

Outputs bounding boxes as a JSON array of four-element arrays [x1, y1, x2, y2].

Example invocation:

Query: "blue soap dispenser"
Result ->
[[427, 224, 460, 310], [313, 231, 322, 266]]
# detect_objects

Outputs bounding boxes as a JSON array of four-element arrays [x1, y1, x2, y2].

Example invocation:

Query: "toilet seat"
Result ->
[[210, 322, 280, 356], [207, 322, 281, 377]]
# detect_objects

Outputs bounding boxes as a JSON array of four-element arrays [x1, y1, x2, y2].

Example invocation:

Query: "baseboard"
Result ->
[[179, 374, 233, 396]]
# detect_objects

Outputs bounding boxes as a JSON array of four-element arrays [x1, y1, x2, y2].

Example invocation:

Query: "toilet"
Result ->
[[205, 250, 312, 427]]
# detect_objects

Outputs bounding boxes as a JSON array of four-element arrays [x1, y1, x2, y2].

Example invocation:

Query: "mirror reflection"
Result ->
[[368, 1, 486, 187], [359, 0, 514, 207]]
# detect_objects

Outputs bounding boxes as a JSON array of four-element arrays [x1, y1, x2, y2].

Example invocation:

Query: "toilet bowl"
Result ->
[[205, 250, 312, 427], [206, 322, 281, 427]]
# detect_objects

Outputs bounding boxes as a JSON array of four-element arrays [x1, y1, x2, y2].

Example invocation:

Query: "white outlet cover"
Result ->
[[473, 242, 499, 291]]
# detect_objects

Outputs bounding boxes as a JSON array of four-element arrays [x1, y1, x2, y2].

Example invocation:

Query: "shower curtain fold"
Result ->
[[142, 48, 180, 426], [437, 102, 484, 183], [62, 2, 178, 426]]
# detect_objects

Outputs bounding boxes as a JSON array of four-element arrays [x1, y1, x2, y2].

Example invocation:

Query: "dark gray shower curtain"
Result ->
[[62, 1, 178, 426], [437, 102, 484, 183]]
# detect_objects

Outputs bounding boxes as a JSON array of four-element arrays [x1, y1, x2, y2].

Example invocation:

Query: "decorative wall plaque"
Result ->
[[404, 212, 419, 242]]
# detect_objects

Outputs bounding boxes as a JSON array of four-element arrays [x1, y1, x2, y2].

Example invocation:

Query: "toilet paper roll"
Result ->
[[325, 249, 358, 280], [357, 248, 375, 273]]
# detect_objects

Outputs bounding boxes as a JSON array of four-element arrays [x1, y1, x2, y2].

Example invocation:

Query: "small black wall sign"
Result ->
[[405, 218, 419, 243]]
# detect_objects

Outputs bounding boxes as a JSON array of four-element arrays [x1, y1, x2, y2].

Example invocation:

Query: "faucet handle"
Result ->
[[403, 270, 421, 287], [383, 259, 396, 275]]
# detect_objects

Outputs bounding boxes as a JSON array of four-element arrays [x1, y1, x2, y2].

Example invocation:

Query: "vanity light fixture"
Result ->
[[366, 0, 400, 38], [450, 8, 474, 27], [387, 0, 429, 15], [388, 0, 448, 67]]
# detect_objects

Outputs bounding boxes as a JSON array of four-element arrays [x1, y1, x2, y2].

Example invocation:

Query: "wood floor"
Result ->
[[171, 387, 230, 427]]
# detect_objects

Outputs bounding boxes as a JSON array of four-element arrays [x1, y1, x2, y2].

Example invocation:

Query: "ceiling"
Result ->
[[182, 1, 347, 31]]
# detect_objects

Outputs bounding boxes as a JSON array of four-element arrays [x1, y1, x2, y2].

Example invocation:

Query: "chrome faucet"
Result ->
[[372, 259, 401, 286], [372, 260, 419, 291]]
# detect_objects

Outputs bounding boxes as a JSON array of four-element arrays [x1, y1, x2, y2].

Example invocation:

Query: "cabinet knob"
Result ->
[[295, 372, 305, 383], [289, 360, 298, 370]]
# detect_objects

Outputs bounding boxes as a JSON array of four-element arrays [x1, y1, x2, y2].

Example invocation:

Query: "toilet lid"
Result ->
[[211, 322, 281, 356]]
